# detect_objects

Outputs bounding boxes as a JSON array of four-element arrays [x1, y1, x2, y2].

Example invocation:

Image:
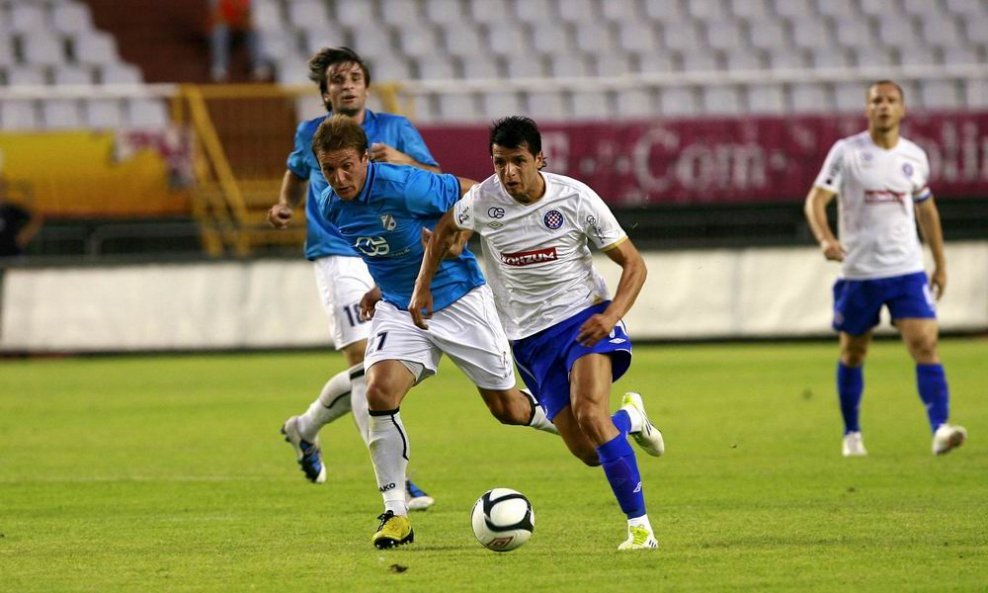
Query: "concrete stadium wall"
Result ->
[[2, 243, 986, 353]]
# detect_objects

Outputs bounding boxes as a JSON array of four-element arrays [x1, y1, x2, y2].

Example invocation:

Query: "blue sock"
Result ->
[[612, 409, 631, 435], [836, 362, 863, 434], [916, 363, 949, 432], [596, 434, 645, 519]]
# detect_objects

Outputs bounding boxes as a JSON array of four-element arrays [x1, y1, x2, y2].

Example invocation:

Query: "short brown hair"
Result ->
[[308, 46, 371, 95], [869, 79, 905, 102], [312, 113, 369, 156]]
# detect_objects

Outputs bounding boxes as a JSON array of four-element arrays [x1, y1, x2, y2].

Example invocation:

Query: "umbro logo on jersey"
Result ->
[[609, 338, 627, 345], [380, 214, 397, 231], [500, 247, 558, 266]]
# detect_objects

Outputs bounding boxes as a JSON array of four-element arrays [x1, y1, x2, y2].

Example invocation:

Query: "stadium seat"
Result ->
[[616, 21, 658, 55], [0, 35, 14, 69], [21, 36, 67, 67], [701, 85, 743, 115], [729, 0, 772, 20], [852, 46, 896, 68], [919, 16, 963, 48], [963, 78, 988, 107], [41, 98, 82, 129], [525, 90, 568, 121], [547, 53, 590, 78], [300, 23, 348, 55], [688, 0, 729, 21], [7, 3, 46, 35], [369, 56, 412, 82], [71, 30, 120, 66], [436, 93, 478, 121], [636, 52, 676, 74], [705, 18, 746, 52], [591, 53, 632, 77], [397, 23, 441, 59], [344, 22, 393, 60], [763, 47, 807, 70], [601, 0, 640, 23], [459, 54, 501, 79], [5, 65, 48, 86], [530, 21, 576, 56], [442, 24, 484, 58], [486, 21, 531, 57], [658, 86, 699, 117], [747, 19, 789, 52], [0, 99, 40, 130], [50, 2, 95, 36], [662, 18, 707, 53], [746, 83, 787, 113], [82, 97, 124, 128], [288, 0, 329, 28], [834, 81, 866, 112], [470, 0, 512, 26], [423, 0, 467, 26], [513, 0, 554, 24], [945, 0, 988, 17], [680, 50, 719, 72], [807, 46, 852, 69], [789, 82, 832, 112], [614, 88, 656, 118], [251, 0, 285, 35], [52, 64, 93, 85], [642, 0, 686, 21], [379, 0, 421, 27], [571, 90, 610, 119], [876, 18, 917, 47], [770, 0, 810, 20], [919, 80, 962, 109], [723, 47, 764, 71], [334, 0, 377, 29], [789, 19, 834, 51], [481, 90, 524, 118], [573, 21, 618, 54], [99, 63, 143, 85], [814, 0, 856, 19], [125, 97, 169, 128], [833, 17, 874, 49], [558, 0, 597, 23], [417, 55, 457, 80], [505, 55, 546, 79], [897, 45, 939, 67]]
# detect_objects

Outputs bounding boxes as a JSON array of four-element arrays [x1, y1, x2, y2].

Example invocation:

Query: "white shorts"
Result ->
[[364, 285, 516, 391], [313, 255, 375, 350]]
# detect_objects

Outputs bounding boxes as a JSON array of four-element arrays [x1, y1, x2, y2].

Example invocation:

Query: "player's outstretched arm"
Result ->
[[804, 186, 844, 261], [369, 142, 441, 173], [409, 210, 461, 329], [268, 170, 307, 229], [915, 197, 947, 300]]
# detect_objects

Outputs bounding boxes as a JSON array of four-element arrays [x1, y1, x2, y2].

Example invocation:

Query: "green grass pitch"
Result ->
[[1, 339, 986, 592]]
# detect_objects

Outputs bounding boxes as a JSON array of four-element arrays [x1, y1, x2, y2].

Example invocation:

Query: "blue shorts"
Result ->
[[511, 302, 632, 421], [832, 271, 936, 336]]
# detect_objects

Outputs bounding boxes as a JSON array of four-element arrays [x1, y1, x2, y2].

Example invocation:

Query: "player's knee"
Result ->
[[840, 348, 867, 367]]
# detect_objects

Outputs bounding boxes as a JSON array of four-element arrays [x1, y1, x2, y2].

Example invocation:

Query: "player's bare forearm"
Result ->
[[410, 211, 460, 327], [916, 198, 946, 268], [602, 239, 648, 325], [368, 143, 441, 173], [804, 186, 844, 261], [269, 171, 307, 228]]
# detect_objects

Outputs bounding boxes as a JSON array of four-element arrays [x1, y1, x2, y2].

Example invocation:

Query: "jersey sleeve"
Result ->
[[402, 168, 462, 216], [451, 186, 479, 232], [394, 118, 439, 168], [582, 191, 627, 250], [813, 140, 845, 193], [286, 121, 311, 179], [913, 148, 933, 203]]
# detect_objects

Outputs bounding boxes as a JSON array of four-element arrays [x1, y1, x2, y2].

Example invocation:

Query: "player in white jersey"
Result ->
[[411, 116, 665, 551], [804, 80, 966, 457]]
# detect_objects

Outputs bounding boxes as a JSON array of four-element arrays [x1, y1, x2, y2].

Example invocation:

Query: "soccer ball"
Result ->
[[471, 488, 534, 552]]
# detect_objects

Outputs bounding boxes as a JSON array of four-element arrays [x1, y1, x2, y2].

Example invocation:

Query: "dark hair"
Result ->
[[312, 113, 369, 156], [869, 79, 905, 103], [489, 116, 542, 156], [308, 46, 371, 95]]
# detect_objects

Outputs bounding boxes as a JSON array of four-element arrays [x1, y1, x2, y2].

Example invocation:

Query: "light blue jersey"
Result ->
[[319, 162, 485, 311], [287, 109, 439, 260]]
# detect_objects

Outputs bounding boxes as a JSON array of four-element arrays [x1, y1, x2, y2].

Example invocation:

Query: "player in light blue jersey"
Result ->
[[312, 114, 558, 550], [267, 47, 438, 508]]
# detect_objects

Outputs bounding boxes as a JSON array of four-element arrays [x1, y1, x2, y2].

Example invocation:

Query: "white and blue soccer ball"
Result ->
[[471, 488, 534, 552]]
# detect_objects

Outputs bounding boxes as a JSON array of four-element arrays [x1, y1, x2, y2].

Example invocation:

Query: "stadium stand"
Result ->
[[1, 0, 986, 258]]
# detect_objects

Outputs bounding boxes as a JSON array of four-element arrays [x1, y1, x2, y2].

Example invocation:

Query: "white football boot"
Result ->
[[621, 392, 665, 456], [932, 424, 967, 455], [842, 431, 867, 457]]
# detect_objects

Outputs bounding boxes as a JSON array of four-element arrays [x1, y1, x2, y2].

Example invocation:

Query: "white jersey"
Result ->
[[452, 171, 626, 340], [813, 131, 931, 280]]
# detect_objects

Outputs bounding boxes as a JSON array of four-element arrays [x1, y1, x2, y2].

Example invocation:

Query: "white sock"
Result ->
[[368, 409, 409, 516], [296, 364, 359, 441], [628, 514, 653, 532], [521, 388, 559, 435], [349, 368, 371, 446]]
